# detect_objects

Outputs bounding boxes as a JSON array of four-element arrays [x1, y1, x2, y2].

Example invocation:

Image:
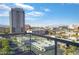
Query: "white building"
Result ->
[[31, 39, 54, 52]]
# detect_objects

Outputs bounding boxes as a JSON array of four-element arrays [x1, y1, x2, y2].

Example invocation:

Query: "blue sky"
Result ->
[[0, 3, 79, 27]]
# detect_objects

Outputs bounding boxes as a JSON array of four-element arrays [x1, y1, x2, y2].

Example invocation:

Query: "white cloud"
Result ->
[[25, 17, 38, 21], [15, 3, 34, 10], [0, 11, 44, 17], [26, 11, 44, 17], [0, 4, 10, 17], [0, 4, 10, 10], [0, 12, 9, 17], [44, 8, 50, 12]]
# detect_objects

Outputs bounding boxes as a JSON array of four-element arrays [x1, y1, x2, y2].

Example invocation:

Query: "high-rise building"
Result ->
[[10, 8, 25, 33]]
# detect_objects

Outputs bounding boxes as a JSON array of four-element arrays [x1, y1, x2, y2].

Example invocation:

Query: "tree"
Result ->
[[0, 38, 12, 54], [12, 37, 18, 44], [60, 40, 78, 55]]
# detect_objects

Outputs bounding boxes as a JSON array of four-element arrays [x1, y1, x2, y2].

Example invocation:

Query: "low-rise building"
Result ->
[[32, 27, 46, 35], [0, 27, 10, 33]]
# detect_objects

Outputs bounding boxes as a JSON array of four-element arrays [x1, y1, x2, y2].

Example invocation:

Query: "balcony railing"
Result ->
[[0, 32, 79, 55]]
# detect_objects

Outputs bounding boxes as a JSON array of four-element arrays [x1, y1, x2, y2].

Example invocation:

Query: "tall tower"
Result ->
[[10, 8, 25, 33]]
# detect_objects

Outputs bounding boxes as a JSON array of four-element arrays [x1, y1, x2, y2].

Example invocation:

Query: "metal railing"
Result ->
[[0, 32, 79, 55]]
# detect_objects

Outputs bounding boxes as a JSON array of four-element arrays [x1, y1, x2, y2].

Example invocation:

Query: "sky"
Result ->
[[0, 3, 79, 27]]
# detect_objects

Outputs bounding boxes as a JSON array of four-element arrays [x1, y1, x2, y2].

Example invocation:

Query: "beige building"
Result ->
[[0, 27, 10, 33]]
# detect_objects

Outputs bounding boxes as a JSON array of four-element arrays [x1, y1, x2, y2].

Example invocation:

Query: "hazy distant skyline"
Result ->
[[0, 3, 79, 27]]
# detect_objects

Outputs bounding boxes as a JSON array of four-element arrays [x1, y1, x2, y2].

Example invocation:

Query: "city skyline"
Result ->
[[0, 3, 79, 27]]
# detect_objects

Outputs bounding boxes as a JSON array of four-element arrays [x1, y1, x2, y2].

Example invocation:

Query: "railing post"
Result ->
[[54, 40, 57, 55], [29, 33, 31, 53]]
